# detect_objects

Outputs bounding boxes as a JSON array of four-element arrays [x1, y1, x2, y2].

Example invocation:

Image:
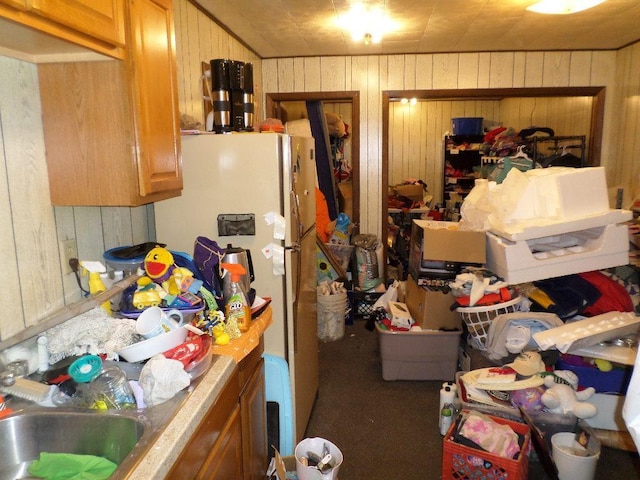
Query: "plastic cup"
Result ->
[[551, 431, 600, 480]]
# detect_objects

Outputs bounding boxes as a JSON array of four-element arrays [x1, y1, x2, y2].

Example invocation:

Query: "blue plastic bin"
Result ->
[[452, 117, 484, 135], [263, 354, 294, 457]]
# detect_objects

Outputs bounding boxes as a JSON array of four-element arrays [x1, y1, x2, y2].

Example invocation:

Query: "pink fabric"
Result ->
[[459, 411, 521, 459]]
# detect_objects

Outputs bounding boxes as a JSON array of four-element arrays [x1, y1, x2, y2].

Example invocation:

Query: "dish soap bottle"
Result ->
[[221, 263, 251, 333]]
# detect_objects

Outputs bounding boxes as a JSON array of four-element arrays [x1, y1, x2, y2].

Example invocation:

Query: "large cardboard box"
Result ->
[[411, 219, 486, 264], [394, 183, 424, 202], [405, 274, 461, 330]]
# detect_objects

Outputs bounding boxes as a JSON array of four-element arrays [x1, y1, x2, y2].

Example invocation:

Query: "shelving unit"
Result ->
[[443, 134, 484, 220], [526, 135, 586, 167]]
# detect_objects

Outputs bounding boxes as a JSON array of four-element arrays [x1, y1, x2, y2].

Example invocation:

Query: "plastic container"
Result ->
[[442, 410, 530, 480], [103, 247, 145, 275], [376, 324, 462, 381], [452, 117, 483, 135], [456, 296, 522, 351], [551, 432, 600, 480], [295, 437, 343, 480], [317, 290, 347, 342]]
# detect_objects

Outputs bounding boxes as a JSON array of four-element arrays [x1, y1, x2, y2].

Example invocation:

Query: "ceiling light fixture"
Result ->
[[526, 0, 606, 14], [340, 3, 389, 44]]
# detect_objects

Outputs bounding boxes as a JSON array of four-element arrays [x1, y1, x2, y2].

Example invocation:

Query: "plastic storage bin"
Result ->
[[452, 117, 483, 135], [442, 410, 530, 480], [376, 324, 462, 381]]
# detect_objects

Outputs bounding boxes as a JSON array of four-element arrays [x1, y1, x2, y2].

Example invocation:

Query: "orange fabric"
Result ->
[[316, 188, 332, 242]]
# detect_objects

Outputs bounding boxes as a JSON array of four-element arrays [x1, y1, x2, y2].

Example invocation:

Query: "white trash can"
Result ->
[[295, 437, 343, 480], [551, 431, 601, 480]]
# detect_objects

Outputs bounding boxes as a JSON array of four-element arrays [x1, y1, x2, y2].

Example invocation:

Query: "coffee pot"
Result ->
[[221, 244, 254, 302]]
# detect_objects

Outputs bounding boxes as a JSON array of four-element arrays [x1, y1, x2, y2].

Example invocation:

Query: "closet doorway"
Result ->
[[266, 91, 360, 232]]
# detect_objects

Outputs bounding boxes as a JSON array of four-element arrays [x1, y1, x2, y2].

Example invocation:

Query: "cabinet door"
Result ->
[[26, 0, 125, 46], [241, 360, 268, 480], [0, 0, 27, 9], [128, 0, 182, 197], [198, 405, 244, 480]]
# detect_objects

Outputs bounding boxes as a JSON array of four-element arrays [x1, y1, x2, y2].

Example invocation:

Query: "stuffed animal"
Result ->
[[541, 373, 598, 419]]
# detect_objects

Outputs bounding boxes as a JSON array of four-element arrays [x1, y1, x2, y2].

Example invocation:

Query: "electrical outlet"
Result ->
[[61, 238, 78, 274]]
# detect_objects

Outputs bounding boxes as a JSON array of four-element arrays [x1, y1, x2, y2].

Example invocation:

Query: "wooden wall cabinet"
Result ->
[[0, 0, 126, 60], [168, 339, 268, 480], [37, 0, 182, 206]]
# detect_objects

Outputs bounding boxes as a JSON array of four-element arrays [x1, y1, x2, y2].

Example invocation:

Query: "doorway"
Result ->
[[266, 91, 360, 232], [381, 86, 606, 279]]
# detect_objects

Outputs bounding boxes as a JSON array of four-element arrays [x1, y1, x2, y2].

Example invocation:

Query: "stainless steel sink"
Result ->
[[0, 391, 189, 480]]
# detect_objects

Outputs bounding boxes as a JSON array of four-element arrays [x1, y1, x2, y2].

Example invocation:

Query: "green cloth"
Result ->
[[28, 452, 117, 480]]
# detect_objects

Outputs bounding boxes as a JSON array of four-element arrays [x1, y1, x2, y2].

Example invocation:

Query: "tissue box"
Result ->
[[485, 223, 630, 284]]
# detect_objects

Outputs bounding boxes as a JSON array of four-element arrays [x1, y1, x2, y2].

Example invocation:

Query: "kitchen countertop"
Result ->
[[127, 353, 235, 479], [126, 306, 273, 479]]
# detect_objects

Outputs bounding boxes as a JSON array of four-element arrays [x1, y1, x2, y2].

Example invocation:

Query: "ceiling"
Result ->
[[194, 0, 640, 58]]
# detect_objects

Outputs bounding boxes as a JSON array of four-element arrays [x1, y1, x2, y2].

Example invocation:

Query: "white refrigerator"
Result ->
[[154, 132, 318, 441]]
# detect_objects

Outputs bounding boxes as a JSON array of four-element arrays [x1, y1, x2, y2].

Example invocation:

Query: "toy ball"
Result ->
[[510, 386, 545, 412], [144, 246, 174, 283]]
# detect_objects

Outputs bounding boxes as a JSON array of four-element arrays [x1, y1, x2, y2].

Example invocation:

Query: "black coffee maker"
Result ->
[[210, 59, 232, 133], [230, 61, 254, 131]]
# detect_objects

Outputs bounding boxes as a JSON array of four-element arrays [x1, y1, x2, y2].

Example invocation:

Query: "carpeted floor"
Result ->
[[304, 319, 640, 480]]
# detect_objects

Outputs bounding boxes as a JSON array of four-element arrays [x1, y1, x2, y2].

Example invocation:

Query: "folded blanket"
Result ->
[[28, 452, 117, 480], [459, 411, 521, 459]]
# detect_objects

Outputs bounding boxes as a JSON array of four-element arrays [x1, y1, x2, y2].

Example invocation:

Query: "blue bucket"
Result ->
[[452, 117, 483, 135]]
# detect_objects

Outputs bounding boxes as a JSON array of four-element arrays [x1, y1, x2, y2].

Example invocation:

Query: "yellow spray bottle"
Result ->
[[79, 261, 111, 315], [221, 263, 251, 333]]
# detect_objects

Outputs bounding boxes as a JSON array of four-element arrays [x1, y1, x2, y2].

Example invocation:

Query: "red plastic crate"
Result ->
[[442, 410, 530, 480]]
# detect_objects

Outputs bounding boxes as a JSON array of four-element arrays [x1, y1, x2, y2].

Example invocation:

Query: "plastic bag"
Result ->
[[373, 280, 399, 311]]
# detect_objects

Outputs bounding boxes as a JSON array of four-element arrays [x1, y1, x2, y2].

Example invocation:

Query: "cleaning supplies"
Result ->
[[221, 263, 251, 333], [0, 371, 51, 403], [79, 261, 111, 315]]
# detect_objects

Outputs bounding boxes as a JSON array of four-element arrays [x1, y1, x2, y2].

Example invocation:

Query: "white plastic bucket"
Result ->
[[295, 437, 343, 480], [551, 432, 600, 480], [317, 291, 347, 342]]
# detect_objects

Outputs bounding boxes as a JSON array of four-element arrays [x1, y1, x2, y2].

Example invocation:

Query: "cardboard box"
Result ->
[[376, 323, 461, 381], [405, 274, 461, 330], [394, 183, 424, 202], [411, 219, 486, 264]]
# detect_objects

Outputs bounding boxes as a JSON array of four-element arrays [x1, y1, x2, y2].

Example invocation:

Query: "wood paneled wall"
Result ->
[[174, 0, 262, 127], [0, 0, 250, 344], [263, 50, 629, 238], [388, 97, 593, 203], [0, 55, 157, 344]]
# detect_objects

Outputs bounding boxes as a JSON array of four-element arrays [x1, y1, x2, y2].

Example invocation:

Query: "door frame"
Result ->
[[266, 91, 360, 232], [381, 85, 606, 279]]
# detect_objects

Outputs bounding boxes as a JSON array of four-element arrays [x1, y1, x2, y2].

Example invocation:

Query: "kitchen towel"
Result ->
[[27, 452, 117, 480]]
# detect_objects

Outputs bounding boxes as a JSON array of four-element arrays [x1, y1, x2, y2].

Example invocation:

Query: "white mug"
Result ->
[[136, 306, 184, 339]]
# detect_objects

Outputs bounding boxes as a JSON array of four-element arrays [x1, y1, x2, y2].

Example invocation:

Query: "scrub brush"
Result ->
[[0, 371, 50, 403]]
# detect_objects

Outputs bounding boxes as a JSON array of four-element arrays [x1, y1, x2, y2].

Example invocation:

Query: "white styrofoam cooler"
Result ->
[[485, 223, 629, 284]]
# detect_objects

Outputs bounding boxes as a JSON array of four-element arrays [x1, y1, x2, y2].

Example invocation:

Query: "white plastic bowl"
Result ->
[[117, 327, 188, 363]]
